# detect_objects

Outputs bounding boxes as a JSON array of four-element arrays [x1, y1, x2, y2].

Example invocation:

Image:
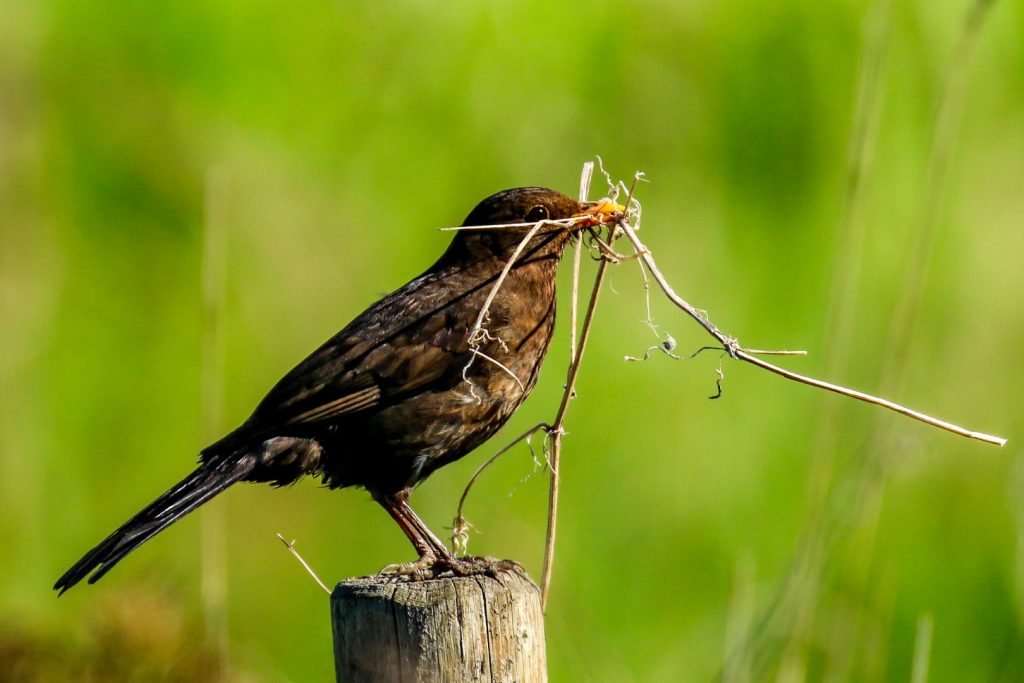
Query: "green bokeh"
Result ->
[[2, 0, 1022, 680]]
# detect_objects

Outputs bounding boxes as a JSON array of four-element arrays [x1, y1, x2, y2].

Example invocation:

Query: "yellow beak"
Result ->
[[573, 199, 626, 227]]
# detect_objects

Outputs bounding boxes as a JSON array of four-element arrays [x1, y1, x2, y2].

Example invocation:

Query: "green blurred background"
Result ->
[[2, 0, 1022, 680]]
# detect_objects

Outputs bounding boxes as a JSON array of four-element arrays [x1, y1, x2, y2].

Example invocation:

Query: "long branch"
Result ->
[[615, 218, 1006, 447]]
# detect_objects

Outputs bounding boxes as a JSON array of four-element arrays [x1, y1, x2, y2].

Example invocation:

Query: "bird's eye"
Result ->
[[525, 205, 549, 223]]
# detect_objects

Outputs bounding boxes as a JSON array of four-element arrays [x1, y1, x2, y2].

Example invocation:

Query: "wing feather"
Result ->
[[220, 265, 480, 441]]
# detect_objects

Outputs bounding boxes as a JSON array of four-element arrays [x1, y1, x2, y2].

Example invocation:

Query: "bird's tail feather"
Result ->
[[54, 452, 257, 595]]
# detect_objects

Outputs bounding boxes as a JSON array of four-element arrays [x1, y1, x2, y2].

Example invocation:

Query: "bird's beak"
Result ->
[[573, 199, 626, 228]]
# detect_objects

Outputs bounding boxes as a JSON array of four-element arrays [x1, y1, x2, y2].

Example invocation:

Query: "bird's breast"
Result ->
[[320, 249, 563, 495]]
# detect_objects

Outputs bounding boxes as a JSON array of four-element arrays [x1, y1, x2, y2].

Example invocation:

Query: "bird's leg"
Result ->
[[382, 490, 453, 560], [376, 490, 457, 579], [376, 490, 527, 581]]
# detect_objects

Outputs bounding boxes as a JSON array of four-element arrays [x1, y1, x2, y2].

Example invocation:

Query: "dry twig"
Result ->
[[451, 422, 551, 556], [539, 169, 644, 609], [276, 533, 330, 595], [613, 217, 1006, 446], [538, 260, 610, 609]]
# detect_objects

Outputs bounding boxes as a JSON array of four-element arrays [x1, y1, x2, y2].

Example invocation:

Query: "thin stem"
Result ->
[[460, 222, 547, 393], [468, 348, 525, 392], [467, 221, 545, 349], [540, 169, 644, 610], [615, 218, 1006, 446], [276, 534, 330, 595], [736, 349, 1004, 445], [540, 253, 611, 610], [570, 232, 583, 364], [451, 422, 551, 553], [438, 216, 590, 232]]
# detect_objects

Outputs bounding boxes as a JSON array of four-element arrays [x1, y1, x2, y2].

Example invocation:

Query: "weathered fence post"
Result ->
[[330, 569, 547, 682]]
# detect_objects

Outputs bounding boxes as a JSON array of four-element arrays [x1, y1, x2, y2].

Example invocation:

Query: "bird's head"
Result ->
[[462, 186, 622, 232], [451, 187, 623, 262]]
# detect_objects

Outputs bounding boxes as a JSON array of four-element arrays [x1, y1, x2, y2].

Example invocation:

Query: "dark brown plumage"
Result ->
[[55, 187, 621, 593]]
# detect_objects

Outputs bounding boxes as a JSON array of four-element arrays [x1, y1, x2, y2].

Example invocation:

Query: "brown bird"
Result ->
[[55, 187, 621, 593]]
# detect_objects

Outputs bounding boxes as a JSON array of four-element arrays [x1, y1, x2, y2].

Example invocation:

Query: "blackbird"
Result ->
[[55, 187, 621, 593]]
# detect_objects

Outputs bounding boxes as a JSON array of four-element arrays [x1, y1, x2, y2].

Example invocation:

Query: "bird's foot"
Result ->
[[377, 556, 444, 582], [376, 555, 526, 583], [453, 555, 527, 579]]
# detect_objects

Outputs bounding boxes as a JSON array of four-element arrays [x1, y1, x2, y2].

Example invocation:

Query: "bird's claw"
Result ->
[[377, 557, 441, 582], [376, 555, 527, 583]]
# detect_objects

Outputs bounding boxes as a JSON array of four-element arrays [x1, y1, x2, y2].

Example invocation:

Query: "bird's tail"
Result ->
[[54, 452, 257, 595]]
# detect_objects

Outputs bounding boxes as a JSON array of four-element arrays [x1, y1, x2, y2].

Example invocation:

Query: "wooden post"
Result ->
[[331, 570, 547, 683]]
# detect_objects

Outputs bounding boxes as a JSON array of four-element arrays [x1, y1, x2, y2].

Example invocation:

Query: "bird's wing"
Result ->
[[271, 330, 466, 427], [240, 276, 475, 434]]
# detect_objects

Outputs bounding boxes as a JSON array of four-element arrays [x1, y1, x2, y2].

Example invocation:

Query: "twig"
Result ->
[[614, 217, 1007, 446], [467, 220, 545, 347], [451, 423, 551, 555], [460, 221, 547, 396], [539, 172, 643, 610], [438, 216, 593, 232], [468, 348, 525, 392], [569, 163, 593, 363], [570, 227, 583, 365], [579, 159, 594, 208], [540, 254, 611, 610], [743, 349, 807, 357], [276, 533, 330, 595], [624, 339, 681, 363], [738, 351, 1004, 443]]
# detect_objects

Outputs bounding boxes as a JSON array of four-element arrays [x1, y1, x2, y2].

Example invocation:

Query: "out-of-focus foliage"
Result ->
[[1, 0, 1021, 681], [0, 587, 249, 683]]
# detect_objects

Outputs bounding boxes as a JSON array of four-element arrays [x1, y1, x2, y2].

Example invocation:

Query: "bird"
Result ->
[[55, 186, 622, 594]]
